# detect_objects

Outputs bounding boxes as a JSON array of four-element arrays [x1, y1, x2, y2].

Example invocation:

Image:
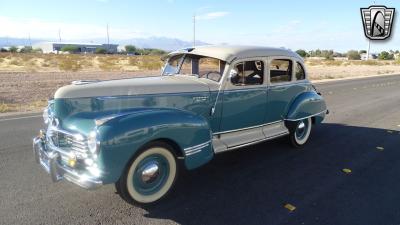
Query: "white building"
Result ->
[[360, 53, 377, 60], [33, 42, 119, 54]]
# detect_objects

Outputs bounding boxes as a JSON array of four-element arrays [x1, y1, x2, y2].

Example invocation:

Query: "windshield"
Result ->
[[162, 54, 226, 82]]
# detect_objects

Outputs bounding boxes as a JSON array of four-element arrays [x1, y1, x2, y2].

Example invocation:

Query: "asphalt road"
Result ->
[[1, 75, 400, 225]]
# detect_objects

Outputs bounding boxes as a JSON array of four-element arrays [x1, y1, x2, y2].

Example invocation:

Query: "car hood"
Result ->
[[54, 75, 211, 99]]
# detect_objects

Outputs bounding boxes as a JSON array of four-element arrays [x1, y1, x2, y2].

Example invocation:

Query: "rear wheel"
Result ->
[[289, 117, 312, 147], [116, 142, 178, 204]]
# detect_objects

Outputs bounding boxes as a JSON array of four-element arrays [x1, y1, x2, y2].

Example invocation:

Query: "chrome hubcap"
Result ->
[[141, 162, 160, 184], [298, 121, 305, 129], [295, 120, 308, 140]]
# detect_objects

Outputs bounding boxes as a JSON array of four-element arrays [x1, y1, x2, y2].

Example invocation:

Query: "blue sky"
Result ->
[[0, 0, 399, 52]]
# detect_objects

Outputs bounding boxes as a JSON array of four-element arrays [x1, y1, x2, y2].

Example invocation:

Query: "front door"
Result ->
[[218, 59, 267, 148]]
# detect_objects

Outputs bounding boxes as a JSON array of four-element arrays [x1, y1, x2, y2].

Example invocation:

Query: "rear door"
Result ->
[[266, 57, 307, 123]]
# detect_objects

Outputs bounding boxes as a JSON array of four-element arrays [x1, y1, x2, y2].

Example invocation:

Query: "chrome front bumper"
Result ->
[[33, 136, 102, 189]]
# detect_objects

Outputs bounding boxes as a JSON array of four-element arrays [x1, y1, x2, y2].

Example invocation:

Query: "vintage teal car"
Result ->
[[33, 46, 328, 204]]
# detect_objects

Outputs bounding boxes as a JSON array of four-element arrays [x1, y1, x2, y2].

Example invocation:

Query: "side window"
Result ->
[[269, 59, 292, 84], [295, 62, 306, 80], [231, 60, 264, 86], [180, 57, 192, 74]]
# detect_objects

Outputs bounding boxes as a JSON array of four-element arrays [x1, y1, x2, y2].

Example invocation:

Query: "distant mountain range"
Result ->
[[0, 36, 210, 51]]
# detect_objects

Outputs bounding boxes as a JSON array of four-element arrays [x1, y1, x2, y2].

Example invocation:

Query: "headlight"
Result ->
[[87, 131, 99, 154]]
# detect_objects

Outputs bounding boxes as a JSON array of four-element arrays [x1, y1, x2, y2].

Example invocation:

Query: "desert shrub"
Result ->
[[347, 50, 361, 60], [61, 45, 79, 53], [9, 58, 22, 66], [140, 57, 163, 70], [378, 51, 394, 60], [41, 61, 50, 67], [97, 56, 120, 71], [128, 56, 140, 66], [0, 48, 8, 52], [305, 60, 321, 66], [296, 49, 308, 58], [351, 60, 383, 66], [324, 60, 343, 66], [137, 48, 167, 56], [125, 45, 137, 54], [361, 60, 379, 66], [58, 56, 82, 71], [19, 46, 33, 53], [0, 103, 11, 113], [9, 46, 18, 53], [95, 47, 107, 54]]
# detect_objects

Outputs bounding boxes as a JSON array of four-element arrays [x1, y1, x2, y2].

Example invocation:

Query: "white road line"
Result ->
[[0, 115, 42, 122]]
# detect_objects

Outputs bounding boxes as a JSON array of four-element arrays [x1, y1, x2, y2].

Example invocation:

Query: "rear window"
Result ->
[[270, 59, 292, 83], [295, 62, 306, 80]]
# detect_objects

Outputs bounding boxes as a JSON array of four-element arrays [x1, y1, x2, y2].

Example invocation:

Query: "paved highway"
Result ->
[[1, 75, 400, 225]]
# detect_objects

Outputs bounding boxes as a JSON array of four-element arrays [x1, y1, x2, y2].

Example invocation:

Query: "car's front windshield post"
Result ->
[[162, 54, 185, 76]]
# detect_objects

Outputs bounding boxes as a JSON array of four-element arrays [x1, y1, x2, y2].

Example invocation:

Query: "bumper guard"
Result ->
[[33, 136, 102, 189]]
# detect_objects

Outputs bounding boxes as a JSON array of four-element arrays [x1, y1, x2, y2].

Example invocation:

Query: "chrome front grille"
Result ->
[[47, 128, 88, 153]]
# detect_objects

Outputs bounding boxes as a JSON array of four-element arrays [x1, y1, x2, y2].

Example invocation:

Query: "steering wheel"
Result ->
[[204, 71, 222, 82]]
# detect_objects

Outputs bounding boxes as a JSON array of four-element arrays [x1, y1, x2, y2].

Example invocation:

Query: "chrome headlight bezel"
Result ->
[[87, 131, 99, 154], [43, 107, 50, 124], [43, 100, 55, 125]]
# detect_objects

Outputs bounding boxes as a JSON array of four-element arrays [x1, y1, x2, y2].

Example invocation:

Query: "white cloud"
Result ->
[[196, 12, 229, 20], [0, 16, 149, 40]]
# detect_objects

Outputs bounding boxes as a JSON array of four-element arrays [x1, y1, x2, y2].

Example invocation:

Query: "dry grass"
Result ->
[[0, 53, 163, 72], [0, 71, 159, 113], [305, 59, 400, 80]]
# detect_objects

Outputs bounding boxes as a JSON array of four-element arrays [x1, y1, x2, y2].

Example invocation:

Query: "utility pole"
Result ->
[[106, 23, 110, 53], [28, 33, 32, 47], [193, 14, 196, 47], [58, 29, 62, 42], [367, 0, 375, 60]]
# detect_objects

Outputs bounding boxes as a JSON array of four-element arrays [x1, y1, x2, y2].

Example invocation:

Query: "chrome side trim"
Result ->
[[219, 131, 289, 152], [285, 110, 327, 122], [184, 141, 211, 156], [213, 120, 282, 135]]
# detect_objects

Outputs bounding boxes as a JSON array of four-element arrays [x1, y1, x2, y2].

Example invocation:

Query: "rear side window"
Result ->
[[231, 60, 264, 86], [270, 59, 292, 83], [295, 62, 306, 80]]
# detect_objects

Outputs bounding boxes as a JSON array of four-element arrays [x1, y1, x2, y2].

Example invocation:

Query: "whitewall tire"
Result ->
[[117, 142, 177, 204], [289, 117, 312, 147]]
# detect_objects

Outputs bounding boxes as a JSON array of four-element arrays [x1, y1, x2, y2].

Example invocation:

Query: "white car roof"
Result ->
[[168, 45, 303, 63]]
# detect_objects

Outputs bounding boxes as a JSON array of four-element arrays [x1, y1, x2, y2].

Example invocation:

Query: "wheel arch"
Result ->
[[96, 108, 214, 184], [285, 91, 327, 122]]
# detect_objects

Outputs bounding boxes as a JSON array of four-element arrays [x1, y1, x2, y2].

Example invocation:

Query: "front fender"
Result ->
[[286, 91, 327, 123], [96, 108, 213, 184]]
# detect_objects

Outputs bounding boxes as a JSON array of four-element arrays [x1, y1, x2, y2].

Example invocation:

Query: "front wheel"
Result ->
[[289, 117, 312, 147], [116, 142, 178, 204]]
